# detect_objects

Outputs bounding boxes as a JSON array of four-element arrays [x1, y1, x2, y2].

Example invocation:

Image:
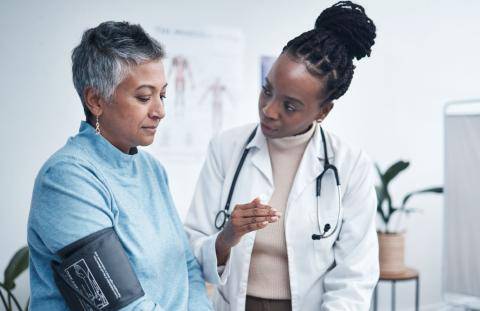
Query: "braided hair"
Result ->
[[283, 1, 376, 102]]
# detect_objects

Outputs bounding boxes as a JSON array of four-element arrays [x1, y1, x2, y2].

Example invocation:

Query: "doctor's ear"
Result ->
[[316, 101, 334, 122]]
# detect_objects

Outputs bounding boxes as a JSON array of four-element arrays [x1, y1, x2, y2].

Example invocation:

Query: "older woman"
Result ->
[[27, 21, 212, 310]]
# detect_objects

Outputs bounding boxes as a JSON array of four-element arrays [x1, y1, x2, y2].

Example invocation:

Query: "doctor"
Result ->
[[185, 2, 379, 310]]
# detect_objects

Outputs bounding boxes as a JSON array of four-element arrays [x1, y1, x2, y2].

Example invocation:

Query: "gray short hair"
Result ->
[[72, 21, 165, 121]]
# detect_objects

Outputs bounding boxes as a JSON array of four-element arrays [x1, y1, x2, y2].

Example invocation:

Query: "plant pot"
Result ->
[[377, 232, 406, 274]]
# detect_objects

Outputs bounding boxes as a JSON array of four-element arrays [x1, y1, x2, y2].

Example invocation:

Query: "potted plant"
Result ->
[[375, 160, 442, 274], [1, 246, 29, 311]]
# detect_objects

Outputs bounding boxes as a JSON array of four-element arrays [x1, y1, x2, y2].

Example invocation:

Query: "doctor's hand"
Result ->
[[215, 197, 281, 266]]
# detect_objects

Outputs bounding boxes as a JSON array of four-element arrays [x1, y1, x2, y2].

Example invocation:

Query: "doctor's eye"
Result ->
[[284, 101, 297, 112], [160, 94, 167, 101]]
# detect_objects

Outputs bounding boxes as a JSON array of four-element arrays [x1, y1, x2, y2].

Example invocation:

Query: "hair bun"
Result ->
[[314, 1, 376, 60]]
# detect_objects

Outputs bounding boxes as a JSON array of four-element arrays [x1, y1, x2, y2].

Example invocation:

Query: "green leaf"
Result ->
[[374, 163, 384, 184], [3, 246, 29, 291], [375, 185, 385, 205], [375, 163, 392, 226], [382, 160, 410, 188], [401, 187, 443, 207]]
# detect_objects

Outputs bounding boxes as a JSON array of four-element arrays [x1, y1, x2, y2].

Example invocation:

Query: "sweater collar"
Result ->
[[74, 121, 138, 169], [246, 122, 334, 161], [267, 123, 315, 151]]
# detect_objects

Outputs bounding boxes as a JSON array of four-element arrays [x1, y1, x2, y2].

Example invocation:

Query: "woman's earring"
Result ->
[[95, 116, 101, 135]]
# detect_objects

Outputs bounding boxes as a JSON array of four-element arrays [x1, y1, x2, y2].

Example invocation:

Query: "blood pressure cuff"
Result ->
[[51, 227, 144, 311]]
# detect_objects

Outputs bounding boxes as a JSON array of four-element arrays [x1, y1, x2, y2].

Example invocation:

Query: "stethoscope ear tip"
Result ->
[[324, 223, 331, 232], [312, 223, 333, 240]]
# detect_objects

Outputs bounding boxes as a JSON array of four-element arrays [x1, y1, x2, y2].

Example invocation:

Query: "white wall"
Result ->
[[1, 0, 479, 310]]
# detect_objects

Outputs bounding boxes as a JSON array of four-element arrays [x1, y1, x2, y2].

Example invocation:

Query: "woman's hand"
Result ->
[[215, 197, 281, 265]]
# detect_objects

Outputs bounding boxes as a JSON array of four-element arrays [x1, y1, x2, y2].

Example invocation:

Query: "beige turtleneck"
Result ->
[[247, 124, 316, 299]]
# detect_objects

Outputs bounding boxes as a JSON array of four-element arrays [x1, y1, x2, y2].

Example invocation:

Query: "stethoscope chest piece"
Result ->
[[215, 210, 229, 230]]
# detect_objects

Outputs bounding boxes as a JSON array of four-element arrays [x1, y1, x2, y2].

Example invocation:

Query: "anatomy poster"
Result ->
[[148, 26, 245, 157]]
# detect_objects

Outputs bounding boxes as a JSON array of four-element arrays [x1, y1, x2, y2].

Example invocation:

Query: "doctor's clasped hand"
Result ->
[[216, 198, 281, 265]]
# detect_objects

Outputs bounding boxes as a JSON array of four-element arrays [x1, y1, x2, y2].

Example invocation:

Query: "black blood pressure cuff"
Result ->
[[51, 227, 144, 311]]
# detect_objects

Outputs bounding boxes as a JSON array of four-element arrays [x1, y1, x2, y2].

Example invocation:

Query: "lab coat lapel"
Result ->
[[246, 126, 274, 188]]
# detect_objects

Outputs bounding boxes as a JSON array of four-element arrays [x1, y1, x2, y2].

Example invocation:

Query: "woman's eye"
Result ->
[[262, 85, 272, 96], [160, 94, 167, 101], [136, 96, 151, 103]]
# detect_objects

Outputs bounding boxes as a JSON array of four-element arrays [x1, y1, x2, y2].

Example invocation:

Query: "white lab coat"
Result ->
[[185, 123, 379, 311]]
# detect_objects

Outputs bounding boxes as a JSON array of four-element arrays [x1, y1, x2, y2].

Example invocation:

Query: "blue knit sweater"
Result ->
[[27, 121, 212, 310]]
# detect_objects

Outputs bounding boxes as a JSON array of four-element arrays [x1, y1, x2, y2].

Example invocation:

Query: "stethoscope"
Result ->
[[214, 124, 342, 240]]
